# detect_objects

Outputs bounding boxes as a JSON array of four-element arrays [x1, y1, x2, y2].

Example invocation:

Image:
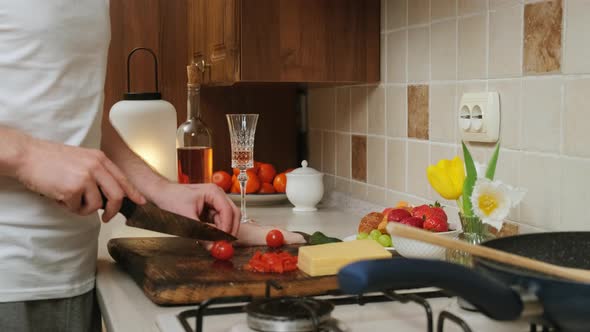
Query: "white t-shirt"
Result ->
[[0, 0, 110, 301]]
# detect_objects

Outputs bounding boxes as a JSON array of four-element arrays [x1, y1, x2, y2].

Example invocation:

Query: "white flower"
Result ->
[[470, 178, 526, 227], [474, 161, 487, 179]]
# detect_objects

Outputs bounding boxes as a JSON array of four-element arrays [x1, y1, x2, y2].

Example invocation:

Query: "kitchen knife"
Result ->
[[100, 192, 237, 242]]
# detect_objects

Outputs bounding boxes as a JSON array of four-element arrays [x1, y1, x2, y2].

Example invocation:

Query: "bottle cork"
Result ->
[[187, 63, 200, 86]]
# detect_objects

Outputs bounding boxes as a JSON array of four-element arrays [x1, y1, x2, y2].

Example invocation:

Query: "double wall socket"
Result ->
[[459, 92, 500, 143]]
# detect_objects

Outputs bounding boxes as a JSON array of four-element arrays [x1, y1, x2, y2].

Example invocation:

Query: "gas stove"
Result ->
[[155, 283, 546, 332]]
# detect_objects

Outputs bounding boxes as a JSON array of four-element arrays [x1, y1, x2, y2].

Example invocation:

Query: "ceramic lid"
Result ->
[[288, 160, 322, 176]]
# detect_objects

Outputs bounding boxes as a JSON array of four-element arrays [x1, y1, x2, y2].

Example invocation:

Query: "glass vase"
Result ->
[[446, 213, 495, 267]]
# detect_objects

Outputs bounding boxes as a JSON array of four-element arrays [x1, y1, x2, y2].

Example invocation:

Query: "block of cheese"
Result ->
[[298, 240, 391, 276]]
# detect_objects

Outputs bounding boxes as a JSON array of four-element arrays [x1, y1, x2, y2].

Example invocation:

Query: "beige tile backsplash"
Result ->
[[406, 140, 430, 198], [386, 30, 407, 83], [387, 0, 408, 30], [458, 0, 488, 15], [408, 27, 430, 82], [429, 83, 457, 143], [335, 88, 351, 132], [386, 86, 407, 137], [564, 78, 590, 158], [563, 0, 590, 74], [368, 86, 386, 135], [350, 87, 368, 134], [335, 133, 351, 178], [430, 19, 457, 81], [521, 78, 562, 153], [431, 0, 457, 20], [560, 157, 590, 230], [307, 0, 590, 231], [386, 139, 406, 192], [487, 80, 522, 149], [489, 5, 523, 78], [458, 14, 487, 79], [367, 137, 387, 186], [408, 0, 430, 25]]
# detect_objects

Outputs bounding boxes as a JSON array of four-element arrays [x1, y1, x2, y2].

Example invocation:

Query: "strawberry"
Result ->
[[423, 217, 449, 232], [413, 202, 449, 232], [411, 204, 431, 219], [399, 217, 424, 228], [386, 208, 412, 222], [382, 207, 394, 215]]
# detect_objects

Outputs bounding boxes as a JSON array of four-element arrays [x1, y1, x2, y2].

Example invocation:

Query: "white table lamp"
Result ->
[[109, 48, 177, 181]]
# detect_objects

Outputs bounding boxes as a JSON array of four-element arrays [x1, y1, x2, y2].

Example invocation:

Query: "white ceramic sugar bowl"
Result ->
[[286, 160, 324, 212]]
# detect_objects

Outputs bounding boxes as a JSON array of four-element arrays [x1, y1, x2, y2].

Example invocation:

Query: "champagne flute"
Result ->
[[226, 114, 259, 223]]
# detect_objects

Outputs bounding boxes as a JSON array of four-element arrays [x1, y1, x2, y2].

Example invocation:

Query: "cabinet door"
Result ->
[[240, 0, 380, 83], [205, 0, 240, 84], [188, 0, 207, 71]]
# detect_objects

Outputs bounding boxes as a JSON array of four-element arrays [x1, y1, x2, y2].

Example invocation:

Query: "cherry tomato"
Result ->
[[266, 229, 285, 248], [210, 241, 234, 261]]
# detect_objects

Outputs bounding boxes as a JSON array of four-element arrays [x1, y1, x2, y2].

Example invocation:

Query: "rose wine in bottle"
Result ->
[[176, 65, 213, 184]]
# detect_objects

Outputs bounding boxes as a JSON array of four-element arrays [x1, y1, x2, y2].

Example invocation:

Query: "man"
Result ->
[[0, 1, 245, 331]]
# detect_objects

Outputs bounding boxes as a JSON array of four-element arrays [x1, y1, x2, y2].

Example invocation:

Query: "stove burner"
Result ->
[[246, 297, 334, 332]]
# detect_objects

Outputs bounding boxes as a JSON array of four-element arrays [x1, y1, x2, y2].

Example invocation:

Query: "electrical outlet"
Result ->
[[458, 92, 500, 143]]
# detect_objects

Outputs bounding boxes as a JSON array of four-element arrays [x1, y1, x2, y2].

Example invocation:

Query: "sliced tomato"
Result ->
[[243, 250, 298, 273]]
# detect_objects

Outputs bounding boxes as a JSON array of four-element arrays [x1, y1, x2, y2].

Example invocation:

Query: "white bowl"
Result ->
[[388, 227, 461, 260]]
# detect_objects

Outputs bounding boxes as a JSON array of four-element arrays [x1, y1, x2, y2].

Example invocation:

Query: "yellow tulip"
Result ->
[[427, 156, 465, 200]]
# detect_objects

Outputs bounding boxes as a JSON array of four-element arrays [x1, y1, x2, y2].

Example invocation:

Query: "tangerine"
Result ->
[[212, 171, 232, 192], [252, 161, 262, 174], [231, 170, 261, 194], [233, 161, 261, 175], [258, 182, 276, 194], [258, 163, 277, 183], [244, 170, 261, 193], [230, 179, 240, 194], [272, 173, 287, 193]]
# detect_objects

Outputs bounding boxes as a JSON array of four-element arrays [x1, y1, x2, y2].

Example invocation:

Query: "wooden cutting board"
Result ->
[[107, 237, 339, 305]]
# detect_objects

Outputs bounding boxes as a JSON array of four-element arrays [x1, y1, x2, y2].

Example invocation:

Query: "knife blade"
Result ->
[[100, 192, 237, 242]]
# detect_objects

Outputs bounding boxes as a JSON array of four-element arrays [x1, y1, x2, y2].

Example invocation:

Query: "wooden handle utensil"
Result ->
[[388, 223, 590, 284]]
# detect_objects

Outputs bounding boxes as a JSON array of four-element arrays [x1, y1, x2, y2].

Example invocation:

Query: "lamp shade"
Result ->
[[109, 48, 177, 181], [110, 99, 177, 180]]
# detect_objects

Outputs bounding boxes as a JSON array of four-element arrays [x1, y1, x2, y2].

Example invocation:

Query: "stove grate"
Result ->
[[176, 279, 449, 332]]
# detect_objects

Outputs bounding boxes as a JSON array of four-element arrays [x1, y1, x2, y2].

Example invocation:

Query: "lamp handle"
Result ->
[[126, 47, 159, 93]]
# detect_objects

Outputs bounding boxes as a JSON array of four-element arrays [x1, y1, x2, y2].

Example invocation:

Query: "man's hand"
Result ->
[[15, 139, 145, 222], [235, 222, 306, 246], [153, 183, 241, 237]]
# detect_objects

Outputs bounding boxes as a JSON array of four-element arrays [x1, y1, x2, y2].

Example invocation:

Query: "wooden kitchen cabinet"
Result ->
[[106, 0, 299, 172], [189, 0, 380, 85]]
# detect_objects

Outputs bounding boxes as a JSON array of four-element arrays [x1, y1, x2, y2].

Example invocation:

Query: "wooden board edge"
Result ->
[[143, 275, 339, 305]]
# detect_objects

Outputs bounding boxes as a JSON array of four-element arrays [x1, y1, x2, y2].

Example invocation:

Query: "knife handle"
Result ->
[[99, 189, 137, 218]]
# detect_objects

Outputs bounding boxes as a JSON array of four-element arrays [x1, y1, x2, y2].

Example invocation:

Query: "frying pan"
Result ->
[[338, 232, 590, 332]]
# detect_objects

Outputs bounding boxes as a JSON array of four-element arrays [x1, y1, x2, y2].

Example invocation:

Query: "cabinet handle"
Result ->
[[196, 59, 211, 73]]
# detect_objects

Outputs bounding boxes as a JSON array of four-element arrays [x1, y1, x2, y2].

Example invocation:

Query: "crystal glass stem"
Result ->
[[238, 169, 248, 223]]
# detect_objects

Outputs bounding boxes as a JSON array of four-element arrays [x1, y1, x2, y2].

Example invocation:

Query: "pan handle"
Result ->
[[338, 259, 524, 321]]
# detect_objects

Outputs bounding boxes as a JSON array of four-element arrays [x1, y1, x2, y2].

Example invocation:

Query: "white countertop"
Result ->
[[96, 202, 363, 332]]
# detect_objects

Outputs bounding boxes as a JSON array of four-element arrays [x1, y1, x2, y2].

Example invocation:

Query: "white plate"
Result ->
[[227, 193, 288, 206], [343, 234, 395, 252]]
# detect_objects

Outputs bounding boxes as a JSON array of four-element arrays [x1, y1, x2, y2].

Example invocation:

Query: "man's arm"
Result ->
[[99, 117, 169, 204], [100, 115, 240, 236], [0, 124, 145, 220], [0, 125, 29, 178]]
